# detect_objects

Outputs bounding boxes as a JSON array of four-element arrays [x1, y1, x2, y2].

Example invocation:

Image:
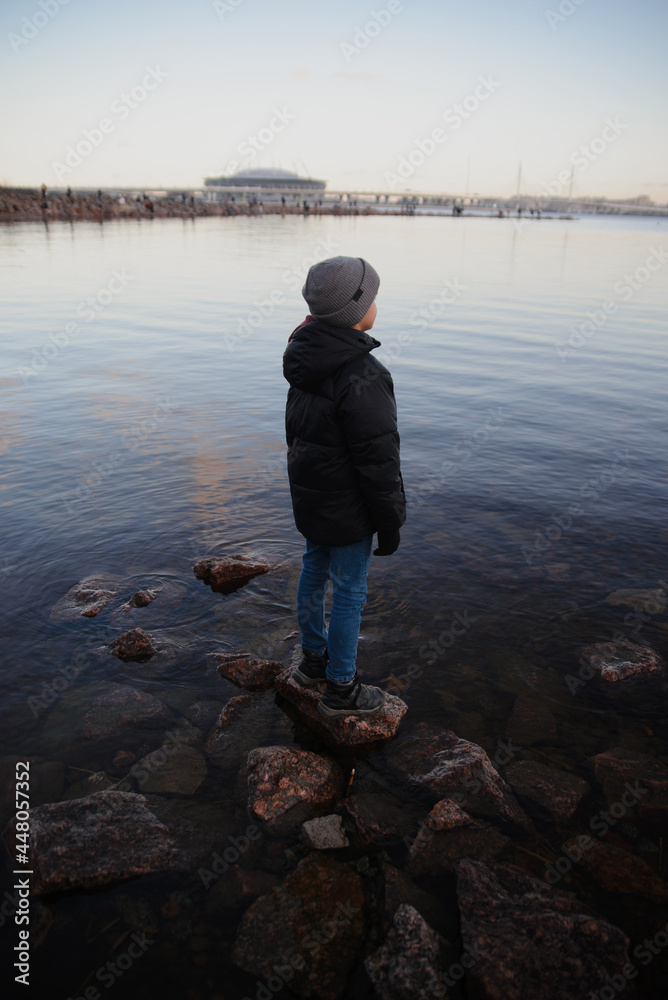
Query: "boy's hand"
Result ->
[[373, 529, 400, 556]]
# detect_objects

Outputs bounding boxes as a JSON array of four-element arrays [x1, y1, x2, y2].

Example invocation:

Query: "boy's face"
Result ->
[[353, 300, 377, 332]]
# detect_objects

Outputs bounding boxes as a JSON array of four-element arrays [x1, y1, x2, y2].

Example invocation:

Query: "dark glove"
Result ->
[[373, 529, 400, 556]]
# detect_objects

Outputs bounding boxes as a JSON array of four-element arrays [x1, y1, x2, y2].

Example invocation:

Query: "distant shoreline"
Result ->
[[0, 188, 577, 225]]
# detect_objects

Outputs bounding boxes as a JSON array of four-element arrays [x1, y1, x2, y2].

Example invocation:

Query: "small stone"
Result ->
[[580, 639, 664, 682], [302, 814, 349, 850], [210, 652, 283, 691], [109, 628, 157, 662], [193, 555, 269, 593], [61, 770, 115, 801], [112, 750, 137, 768], [505, 760, 589, 822], [365, 904, 447, 1000]]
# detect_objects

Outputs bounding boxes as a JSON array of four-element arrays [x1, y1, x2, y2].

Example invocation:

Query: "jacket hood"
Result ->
[[283, 319, 380, 390]]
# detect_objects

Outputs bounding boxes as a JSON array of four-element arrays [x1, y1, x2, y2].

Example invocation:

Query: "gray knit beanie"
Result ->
[[302, 256, 380, 328]]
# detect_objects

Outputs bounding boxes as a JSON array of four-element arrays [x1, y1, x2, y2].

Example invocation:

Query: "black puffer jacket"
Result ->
[[283, 319, 406, 546]]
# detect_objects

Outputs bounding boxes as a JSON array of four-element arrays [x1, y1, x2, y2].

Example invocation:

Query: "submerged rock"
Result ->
[[380, 863, 446, 937], [505, 760, 589, 823], [210, 651, 283, 691], [505, 695, 557, 745], [564, 837, 668, 902], [340, 790, 415, 846], [275, 667, 407, 749], [109, 627, 157, 662], [232, 853, 365, 1000], [193, 555, 269, 593], [302, 814, 349, 850], [365, 904, 447, 1000], [590, 746, 668, 821], [80, 682, 174, 742], [456, 859, 632, 1000], [580, 639, 665, 682], [131, 746, 207, 796], [49, 575, 123, 620], [408, 798, 508, 876], [387, 725, 532, 832], [246, 745, 347, 835], [24, 790, 179, 894], [606, 587, 667, 615]]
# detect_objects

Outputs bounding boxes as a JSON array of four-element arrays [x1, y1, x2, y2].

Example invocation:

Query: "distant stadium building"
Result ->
[[204, 167, 326, 192]]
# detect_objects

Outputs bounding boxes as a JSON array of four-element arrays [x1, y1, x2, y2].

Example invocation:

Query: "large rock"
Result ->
[[131, 746, 207, 796], [505, 695, 557, 745], [456, 859, 633, 1000], [365, 904, 447, 1000], [246, 746, 347, 835], [193, 555, 269, 593], [209, 651, 283, 691], [23, 790, 179, 894], [340, 790, 415, 846], [564, 837, 668, 902], [580, 639, 665, 682], [408, 798, 508, 876], [80, 682, 174, 742], [232, 853, 365, 1000], [109, 627, 157, 662], [380, 863, 446, 937], [387, 725, 532, 831], [505, 760, 589, 822], [606, 588, 667, 614], [589, 746, 668, 821], [275, 667, 407, 749], [49, 574, 123, 620]]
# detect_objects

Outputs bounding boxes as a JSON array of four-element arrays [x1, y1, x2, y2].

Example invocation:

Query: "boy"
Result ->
[[283, 256, 406, 717]]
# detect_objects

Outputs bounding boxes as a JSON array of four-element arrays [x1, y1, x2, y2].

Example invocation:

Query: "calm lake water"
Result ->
[[1, 213, 667, 998]]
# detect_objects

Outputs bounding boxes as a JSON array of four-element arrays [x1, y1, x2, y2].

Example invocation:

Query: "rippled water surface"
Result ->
[[1, 213, 667, 997]]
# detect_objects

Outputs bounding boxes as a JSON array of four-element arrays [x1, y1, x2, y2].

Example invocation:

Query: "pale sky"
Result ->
[[2, 0, 667, 199]]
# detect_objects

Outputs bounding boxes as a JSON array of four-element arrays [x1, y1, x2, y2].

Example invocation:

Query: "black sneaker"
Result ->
[[293, 647, 329, 687], [317, 672, 385, 717]]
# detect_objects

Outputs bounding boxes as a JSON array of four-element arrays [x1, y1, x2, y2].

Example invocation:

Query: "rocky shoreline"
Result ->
[[4, 559, 668, 998], [0, 187, 378, 223]]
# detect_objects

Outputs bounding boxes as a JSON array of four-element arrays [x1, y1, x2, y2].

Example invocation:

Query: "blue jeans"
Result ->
[[297, 536, 373, 683]]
